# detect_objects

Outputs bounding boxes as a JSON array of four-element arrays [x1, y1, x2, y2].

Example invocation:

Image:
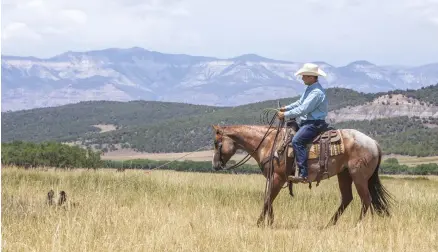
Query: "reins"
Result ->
[[264, 103, 286, 223]]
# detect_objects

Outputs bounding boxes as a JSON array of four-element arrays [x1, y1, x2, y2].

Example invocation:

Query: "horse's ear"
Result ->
[[212, 125, 220, 132], [212, 125, 222, 135]]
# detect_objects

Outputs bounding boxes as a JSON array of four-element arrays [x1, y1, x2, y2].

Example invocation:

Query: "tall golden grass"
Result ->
[[2, 167, 437, 252]]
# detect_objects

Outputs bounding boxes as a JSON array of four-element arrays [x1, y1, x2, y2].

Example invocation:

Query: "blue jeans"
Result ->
[[291, 120, 328, 177]]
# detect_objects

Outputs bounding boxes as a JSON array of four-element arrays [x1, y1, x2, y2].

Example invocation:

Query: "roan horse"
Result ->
[[211, 121, 394, 227]]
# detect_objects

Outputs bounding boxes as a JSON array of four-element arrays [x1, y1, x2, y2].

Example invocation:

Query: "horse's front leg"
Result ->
[[257, 192, 269, 227], [257, 172, 287, 227]]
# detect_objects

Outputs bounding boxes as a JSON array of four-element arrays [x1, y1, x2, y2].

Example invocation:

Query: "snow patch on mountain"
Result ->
[[1, 47, 437, 111]]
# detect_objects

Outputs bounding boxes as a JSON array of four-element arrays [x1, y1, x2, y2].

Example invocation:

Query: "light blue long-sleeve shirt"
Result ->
[[283, 82, 328, 121]]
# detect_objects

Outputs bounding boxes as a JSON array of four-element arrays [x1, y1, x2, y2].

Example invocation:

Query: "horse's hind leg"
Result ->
[[351, 173, 372, 223], [326, 168, 353, 227]]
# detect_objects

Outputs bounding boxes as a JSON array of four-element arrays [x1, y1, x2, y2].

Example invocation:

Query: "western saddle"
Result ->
[[278, 119, 342, 186]]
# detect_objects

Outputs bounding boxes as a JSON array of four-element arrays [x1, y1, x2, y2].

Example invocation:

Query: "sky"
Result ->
[[1, 0, 438, 66]]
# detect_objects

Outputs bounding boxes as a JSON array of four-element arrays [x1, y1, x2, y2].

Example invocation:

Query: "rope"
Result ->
[[144, 144, 213, 172], [263, 109, 284, 224], [260, 101, 288, 224]]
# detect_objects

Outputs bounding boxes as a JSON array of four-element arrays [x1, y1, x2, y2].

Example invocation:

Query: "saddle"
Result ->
[[278, 121, 345, 186], [312, 129, 341, 144], [311, 129, 344, 185]]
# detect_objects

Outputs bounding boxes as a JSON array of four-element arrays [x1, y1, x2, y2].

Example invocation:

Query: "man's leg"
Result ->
[[290, 123, 320, 181]]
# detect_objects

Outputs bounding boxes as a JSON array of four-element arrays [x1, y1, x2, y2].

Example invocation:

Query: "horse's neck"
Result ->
[[226, 125, 278, 162]]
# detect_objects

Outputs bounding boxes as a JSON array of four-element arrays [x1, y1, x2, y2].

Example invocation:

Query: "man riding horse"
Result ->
[[276, 63, 329, 183]]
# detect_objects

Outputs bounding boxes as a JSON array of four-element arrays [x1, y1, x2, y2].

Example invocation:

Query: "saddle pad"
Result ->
[[307, 131, 345, 160]]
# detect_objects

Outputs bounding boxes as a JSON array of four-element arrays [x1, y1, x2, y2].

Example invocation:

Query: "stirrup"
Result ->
[[287, 175, 308, 184]]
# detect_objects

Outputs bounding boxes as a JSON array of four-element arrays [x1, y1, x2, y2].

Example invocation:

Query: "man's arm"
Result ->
[[285, 99, 301, 111], [284, 99, 301, 110], [284, 90, 324, 118]]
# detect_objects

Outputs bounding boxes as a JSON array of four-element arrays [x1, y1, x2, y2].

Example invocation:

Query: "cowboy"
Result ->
[[277, 63, 329, 183]]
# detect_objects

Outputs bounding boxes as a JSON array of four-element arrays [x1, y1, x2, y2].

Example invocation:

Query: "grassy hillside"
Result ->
[[2, 85, 438, 156]]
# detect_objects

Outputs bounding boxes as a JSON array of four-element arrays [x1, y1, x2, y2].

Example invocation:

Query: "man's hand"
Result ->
[[277, 111, 285, 120]]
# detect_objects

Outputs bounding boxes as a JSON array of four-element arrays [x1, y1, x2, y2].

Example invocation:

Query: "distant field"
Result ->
[[2, 167, 437, 251], [92, 124, 117, 133], [102, 150, 438, 166], [102, 150, 259, 165], [382, 155, 438, 166]]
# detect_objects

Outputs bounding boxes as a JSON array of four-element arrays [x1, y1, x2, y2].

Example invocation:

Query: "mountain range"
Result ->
[[2, 47, 438, 111]]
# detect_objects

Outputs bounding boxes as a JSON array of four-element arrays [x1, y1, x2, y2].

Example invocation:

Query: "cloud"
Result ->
[[404, 0, 438, 25], [59, 9, 88, 24], [2, 22, 42, 41], [1, 0, 438, 66], [1, 0, 195, 56]]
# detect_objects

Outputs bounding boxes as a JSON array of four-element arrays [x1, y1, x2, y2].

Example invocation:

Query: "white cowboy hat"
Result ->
[[294, 63, 327, 77]]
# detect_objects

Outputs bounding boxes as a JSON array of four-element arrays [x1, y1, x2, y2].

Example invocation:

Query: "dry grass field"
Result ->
[[2, 167, 438, 252]]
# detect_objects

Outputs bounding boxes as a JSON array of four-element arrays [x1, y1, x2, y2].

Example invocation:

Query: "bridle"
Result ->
[[214, 129, 261, 170], [213, 114, 284, 171], [213, 133, 226, 168]]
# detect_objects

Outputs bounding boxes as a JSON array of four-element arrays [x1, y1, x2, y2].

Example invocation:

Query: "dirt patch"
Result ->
[[92, 124, 117, 133], [327, 94, 438, 123]]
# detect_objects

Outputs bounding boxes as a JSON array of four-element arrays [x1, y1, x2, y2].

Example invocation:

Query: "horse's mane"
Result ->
[[220, 122, 299, 135]]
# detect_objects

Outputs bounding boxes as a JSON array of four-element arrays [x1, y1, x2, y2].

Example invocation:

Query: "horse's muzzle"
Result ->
[[212, 160, 225, 171]]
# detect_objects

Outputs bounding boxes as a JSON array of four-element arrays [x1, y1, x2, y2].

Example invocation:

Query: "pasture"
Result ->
[[2, 167, 437, 252]]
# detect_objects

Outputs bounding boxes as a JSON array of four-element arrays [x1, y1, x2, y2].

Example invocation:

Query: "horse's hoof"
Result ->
[[257, 219, 264, 227], [319, 225, 330, 230]]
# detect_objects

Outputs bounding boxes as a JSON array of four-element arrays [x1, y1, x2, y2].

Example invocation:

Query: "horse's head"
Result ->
[[211, 125, 237, 170]]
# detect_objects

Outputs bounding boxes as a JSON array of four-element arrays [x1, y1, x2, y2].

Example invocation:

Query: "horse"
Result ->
[[211, 122, 394, 227]]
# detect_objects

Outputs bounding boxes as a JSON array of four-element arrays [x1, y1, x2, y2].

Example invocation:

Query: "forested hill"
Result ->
[[1, 100, 223, 142], [2, 84, 438, 156], [1, 87, 373, 142]]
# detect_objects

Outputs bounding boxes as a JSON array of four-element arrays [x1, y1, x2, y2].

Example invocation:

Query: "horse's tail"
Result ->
[[368, 143, 394, 217]]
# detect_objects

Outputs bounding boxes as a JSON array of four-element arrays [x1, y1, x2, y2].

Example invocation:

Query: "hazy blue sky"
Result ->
[[2, 0, 438, 66]]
